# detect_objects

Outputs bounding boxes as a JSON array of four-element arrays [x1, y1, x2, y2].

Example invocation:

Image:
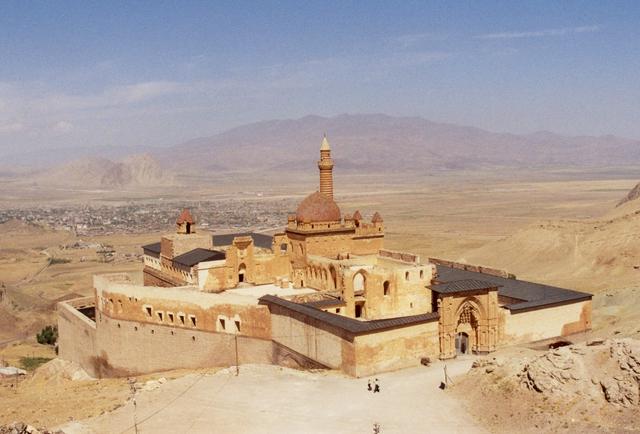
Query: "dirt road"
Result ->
[[60, 358, 484, 434]]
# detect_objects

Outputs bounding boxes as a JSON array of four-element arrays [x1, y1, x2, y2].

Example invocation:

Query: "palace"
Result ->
[[58, 136, 592, 378]]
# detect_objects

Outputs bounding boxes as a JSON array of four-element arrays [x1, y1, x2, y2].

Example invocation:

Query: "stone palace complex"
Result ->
[[58, 136, 592, 377]]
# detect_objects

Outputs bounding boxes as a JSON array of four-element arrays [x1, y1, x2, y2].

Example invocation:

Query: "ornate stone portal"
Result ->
[[435, 281, 500, 359]]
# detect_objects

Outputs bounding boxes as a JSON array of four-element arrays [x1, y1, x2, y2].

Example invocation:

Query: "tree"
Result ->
[[36, 325, 58, 346]]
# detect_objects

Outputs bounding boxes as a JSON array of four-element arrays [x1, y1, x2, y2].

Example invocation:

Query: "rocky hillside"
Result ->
[[159, 114, 640, 172], [454, 339, 640, 433], [34, 154, 175, 189]]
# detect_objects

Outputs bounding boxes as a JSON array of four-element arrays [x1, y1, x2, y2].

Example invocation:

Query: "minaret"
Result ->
[[318, 134, 334, 199]]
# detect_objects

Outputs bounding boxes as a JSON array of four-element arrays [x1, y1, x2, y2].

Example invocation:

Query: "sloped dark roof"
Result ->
[[430, 279, 501, 294], [172, 248, 225, 267], [303, 298, 347, 309], [434, 265, 592, 312], [142, 242, 161, 255], [259, 295, 439, 335], [214, 232, 273, 249]]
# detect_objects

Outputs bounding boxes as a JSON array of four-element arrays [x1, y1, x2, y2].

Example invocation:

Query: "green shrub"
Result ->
[[20, 356, 53, 371], [36, 325, 58, 346]]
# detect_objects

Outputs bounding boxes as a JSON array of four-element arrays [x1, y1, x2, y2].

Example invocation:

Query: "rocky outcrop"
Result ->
[[0, 422, 62, 434], [471, 338, 640, 407]]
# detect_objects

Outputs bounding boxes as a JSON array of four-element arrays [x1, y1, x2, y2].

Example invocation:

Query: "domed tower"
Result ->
[[318, 134, 334, 199]]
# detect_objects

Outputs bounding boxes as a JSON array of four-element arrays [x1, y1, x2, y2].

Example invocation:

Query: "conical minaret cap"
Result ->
[[320, 134, 331, 151]]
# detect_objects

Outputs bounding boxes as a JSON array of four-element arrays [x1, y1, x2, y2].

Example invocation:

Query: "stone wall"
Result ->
[[95, 276, 272, 340], [354, 321, 439, 377], [501, 300, 592, 345], [57, 298, 98, 377], [92, 314, 272, 377], [269, 303, 354, 373]]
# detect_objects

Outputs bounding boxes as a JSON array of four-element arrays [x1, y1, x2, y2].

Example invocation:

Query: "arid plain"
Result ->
[[2, 167, 640, 432]]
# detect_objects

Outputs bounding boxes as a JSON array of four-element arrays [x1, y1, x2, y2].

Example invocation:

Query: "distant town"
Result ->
[[0, 198, 297, 235]]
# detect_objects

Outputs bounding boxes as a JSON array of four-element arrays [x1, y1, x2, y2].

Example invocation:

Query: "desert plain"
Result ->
[[1, 166, 640, 433]]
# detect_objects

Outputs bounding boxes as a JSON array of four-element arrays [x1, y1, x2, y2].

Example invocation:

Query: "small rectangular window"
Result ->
[[157, 311, 164, 322], [234, 320, 241, 332], [219, 318, 226, 330], [189, 315, 197, 327], [167, 312, 174, 323], [178, 313, 186, 325], [144, 306, 152, 317]]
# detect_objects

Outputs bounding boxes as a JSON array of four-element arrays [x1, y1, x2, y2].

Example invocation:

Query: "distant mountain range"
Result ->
[[157, 114, 640, 172], [5, 114, 640, 179]]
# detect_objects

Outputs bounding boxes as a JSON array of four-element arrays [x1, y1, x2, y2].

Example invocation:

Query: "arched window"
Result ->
[[353, 272, 365, 292], [238, 263, 246, 283], [383, 281, 390, 296], [280, 243, 288, 253], [330, 266, 338, 289]]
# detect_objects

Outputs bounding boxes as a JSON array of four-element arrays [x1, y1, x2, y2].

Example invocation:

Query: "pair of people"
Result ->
[[367, 378, 381, 393]]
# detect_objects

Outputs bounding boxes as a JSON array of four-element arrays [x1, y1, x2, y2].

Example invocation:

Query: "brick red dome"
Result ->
[[296, 192, 341, 223]]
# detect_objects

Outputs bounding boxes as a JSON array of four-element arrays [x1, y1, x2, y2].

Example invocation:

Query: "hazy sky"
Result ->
[[1, 1, 639, 153]]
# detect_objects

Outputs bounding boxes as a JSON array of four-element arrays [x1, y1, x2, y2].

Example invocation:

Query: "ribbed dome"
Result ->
[[296, 192, 341, 223]]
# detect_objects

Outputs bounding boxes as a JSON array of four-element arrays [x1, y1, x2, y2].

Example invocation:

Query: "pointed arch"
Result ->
[[329, 264, 338, 290], [353, 270, 367, 292]]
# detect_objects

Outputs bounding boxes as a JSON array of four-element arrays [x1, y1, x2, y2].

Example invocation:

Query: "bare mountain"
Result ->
[[159, 114, 640, 172], [34, 154, 175, 188]]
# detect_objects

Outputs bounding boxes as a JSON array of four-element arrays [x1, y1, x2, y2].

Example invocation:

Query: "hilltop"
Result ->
[[32, 154, 176, 189]]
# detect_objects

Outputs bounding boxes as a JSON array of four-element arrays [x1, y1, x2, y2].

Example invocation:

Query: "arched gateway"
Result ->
[[434, 279, 500, 360]]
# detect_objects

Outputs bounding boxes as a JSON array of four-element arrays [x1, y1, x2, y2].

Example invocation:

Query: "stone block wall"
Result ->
[[57, 298, 99, 377], [501, 300, 592, 345], [92, 314, 272, 377], [353, 321, 439, 377]]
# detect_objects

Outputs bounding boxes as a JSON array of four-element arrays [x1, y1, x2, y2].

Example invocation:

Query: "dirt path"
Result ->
[[60, 358, 484, 434]]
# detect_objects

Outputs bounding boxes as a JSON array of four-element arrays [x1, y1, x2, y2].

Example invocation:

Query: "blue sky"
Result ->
[[1, 1, 639, 152]]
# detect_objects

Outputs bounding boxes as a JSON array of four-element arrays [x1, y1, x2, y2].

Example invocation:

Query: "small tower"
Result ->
[[372, 212, 384, 231], [176, 208, 195, 234], [318, 134, 335, 199]]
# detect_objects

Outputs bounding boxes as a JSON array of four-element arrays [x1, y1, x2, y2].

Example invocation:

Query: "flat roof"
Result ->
[[225, 284, 316, 299], [173, 248, 226, 267], [259, 295, 439, 335], [142, 242, 161, 255], [434, 265, 592, 312]]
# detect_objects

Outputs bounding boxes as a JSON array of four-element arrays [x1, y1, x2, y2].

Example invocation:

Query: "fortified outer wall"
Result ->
[[58, 273, 274, 377], [57, 298, 98, 377], [500, 299, 592, 345], [92, 314, 272, 377], [353, 321, 439, 377]]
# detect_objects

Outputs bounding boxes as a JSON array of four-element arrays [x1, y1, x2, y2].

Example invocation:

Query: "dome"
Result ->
[[296, 192, 341, 223]]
